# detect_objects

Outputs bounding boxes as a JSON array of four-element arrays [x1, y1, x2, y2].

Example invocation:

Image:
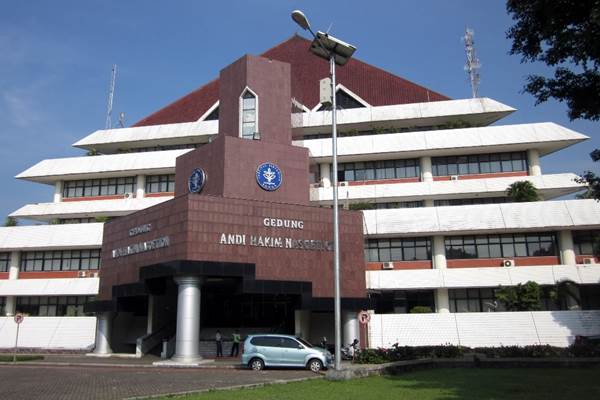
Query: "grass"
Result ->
[[162, 368, 600, 400], [0, 355, 44, 362]]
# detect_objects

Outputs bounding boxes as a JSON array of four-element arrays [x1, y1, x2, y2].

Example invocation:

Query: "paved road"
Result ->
[[0, 364, 317, 400]]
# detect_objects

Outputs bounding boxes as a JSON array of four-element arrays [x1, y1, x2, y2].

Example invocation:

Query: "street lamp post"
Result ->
[[291, 10, 356, 371]]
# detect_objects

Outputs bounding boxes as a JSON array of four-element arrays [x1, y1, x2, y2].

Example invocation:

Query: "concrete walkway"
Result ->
[[0, 361, 319, 400]]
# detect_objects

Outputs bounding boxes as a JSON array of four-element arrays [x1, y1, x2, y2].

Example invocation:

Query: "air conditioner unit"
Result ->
[[583, 257, 595, 265], [124, 192, 134, 199], [382, 262, 394, 270], [450, 175, 459, 181], [502, 259, 515, 267], [78, 271, 87, 278], [92, 272, 99, 278], [339, 181, 349, 187]]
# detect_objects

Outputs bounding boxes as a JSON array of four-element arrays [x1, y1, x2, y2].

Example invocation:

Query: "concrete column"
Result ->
[[172, 276, 203, 363], [424, 199, 434, 207], [94, 312, 113, 355], [528, 149, 542, 176], [5, 251, 20, 316], [432, 236, 449, 313], [136, 175, 146, 198], [420, 156, 433, 182], [53, 181, 63, 203], [320, 163, 331, 188], [342, 311, 359, 346], [294, 309, 311, 341], [559, 230, 576, 266]]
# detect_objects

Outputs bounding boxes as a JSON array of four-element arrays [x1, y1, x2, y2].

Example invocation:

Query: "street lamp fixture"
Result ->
[[291, 10, 357, 371]]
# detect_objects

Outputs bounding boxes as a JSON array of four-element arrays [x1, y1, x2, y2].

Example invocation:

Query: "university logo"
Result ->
[[188, 168, 206, 193], [256, 162, 282, 191]]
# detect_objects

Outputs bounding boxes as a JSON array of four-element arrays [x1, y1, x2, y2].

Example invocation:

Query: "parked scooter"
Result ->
[[340, 339, 359, 360]]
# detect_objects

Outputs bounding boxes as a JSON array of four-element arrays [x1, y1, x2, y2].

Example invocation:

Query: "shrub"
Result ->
[[409, 306, 433, 314]]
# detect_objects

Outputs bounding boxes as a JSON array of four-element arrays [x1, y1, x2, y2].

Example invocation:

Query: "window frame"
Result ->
[[239, 87, 258, 140]]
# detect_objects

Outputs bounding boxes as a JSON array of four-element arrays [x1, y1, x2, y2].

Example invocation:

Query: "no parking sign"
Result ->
[[358, 310, 370, 325]]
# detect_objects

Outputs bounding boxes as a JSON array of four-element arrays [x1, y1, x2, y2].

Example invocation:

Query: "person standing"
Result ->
[[215, 330, 223, 358], [230, 329, 241, 357]]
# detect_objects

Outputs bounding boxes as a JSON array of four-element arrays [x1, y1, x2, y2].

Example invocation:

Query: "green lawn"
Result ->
[[165, 368, 600, 400]]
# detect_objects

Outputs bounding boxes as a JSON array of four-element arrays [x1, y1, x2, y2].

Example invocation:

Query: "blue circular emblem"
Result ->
[[188, 168, 206, 193], [256, 162, 282, 191]]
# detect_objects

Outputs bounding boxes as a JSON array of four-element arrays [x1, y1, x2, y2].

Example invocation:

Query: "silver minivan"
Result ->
[[241, 334, 332, 372]]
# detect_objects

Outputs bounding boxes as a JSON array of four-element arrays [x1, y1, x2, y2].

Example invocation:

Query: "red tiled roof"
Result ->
[[133, 35, 450, 127]]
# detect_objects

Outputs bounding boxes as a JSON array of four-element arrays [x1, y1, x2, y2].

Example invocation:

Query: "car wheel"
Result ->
[[307, 358, 323, 373], [249, 358, 264, 371]]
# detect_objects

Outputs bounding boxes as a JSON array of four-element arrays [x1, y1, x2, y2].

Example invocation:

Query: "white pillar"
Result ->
[[342, 310, 359, 346], [432, 236, 449, 313], [172, 276, 203, 363], [528, 149, 542, 176], [94, 312, 113, 355], [53, 181, 63, 203], [424, 199, 434, 207], [559, 230, 576, 266], [320, 163, 331, 188], [5, 251, 20, 316], [420, 156, 433, 182], [294, 309, 311, 341], [136, 175, 146, 198], [147, 295, 154, 334]]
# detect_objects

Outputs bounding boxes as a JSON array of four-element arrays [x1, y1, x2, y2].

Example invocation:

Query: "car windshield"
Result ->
[[296, 337, 313, 348]]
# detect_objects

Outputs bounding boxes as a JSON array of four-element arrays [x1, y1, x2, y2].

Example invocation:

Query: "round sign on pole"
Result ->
[[358, 310, 370, 325], [14, 313, 24, 324]]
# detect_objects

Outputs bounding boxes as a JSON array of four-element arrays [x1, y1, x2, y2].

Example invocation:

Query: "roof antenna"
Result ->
[[325, 22, 333, 34], [105, 64, 117, 129], [118, 112, 126, 128], [462, 28, 480, 98]]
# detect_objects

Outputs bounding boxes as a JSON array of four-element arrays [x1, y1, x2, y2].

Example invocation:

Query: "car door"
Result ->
[[259, 337, 283, 366], [279, 337, 306, 366]]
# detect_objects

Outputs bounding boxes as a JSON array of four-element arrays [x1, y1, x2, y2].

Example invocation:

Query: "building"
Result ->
[[1, 35, 599, 360]]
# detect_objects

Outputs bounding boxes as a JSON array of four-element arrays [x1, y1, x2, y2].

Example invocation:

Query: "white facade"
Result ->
[[2, 83, 600, 349]]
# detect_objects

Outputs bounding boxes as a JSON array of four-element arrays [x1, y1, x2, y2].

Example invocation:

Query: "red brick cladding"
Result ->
[[99, 195, 365, 301], [175, 135, 309, 205], [133, 35, 449, 127]]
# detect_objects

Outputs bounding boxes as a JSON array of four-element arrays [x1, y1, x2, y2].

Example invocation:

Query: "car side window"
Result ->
[[280, 338, 302, 349]]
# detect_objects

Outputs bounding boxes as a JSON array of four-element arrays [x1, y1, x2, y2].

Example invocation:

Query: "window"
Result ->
[[573, 230, 600, 255], [317, 89, 367, 111], [58, 218, 96, 224], [375, 201, 424, 209], [20, 249, 101, 272], [434, 197, 511, 207], [63, 177, 135, 198], [145, 174, 175, 193], [365, 238, 431, 262], [445, 233, 557, 259], [0, 297, 5, 315], [204, 106, 219, 121], [16, 296, 94, 316], [432, 152, 528, 176], [449, 288, 498, 312], [337, 159, 420, 182], [0, 252, 9, 272], [241, 90, 257, 140]]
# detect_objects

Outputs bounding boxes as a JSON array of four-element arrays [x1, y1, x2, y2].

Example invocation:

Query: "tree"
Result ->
[[496, 281, 543, 311], [4, 217, 17, 227], [507, 181, 540, 202], [506, 1, 600, 121], [576, 149, 600, 200]]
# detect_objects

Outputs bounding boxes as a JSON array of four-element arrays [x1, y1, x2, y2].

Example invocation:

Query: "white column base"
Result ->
[[93, 312, 113, 355], [171, 276, 203, 364], [342, 311, 359, 346]]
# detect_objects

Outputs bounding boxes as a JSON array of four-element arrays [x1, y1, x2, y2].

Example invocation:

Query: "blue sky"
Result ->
[[1, 1, 598, 222]]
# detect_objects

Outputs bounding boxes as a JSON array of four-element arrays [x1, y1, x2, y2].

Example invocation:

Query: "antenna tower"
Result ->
[[463, 28, 480, 98], [105, 64, 117, 129]]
